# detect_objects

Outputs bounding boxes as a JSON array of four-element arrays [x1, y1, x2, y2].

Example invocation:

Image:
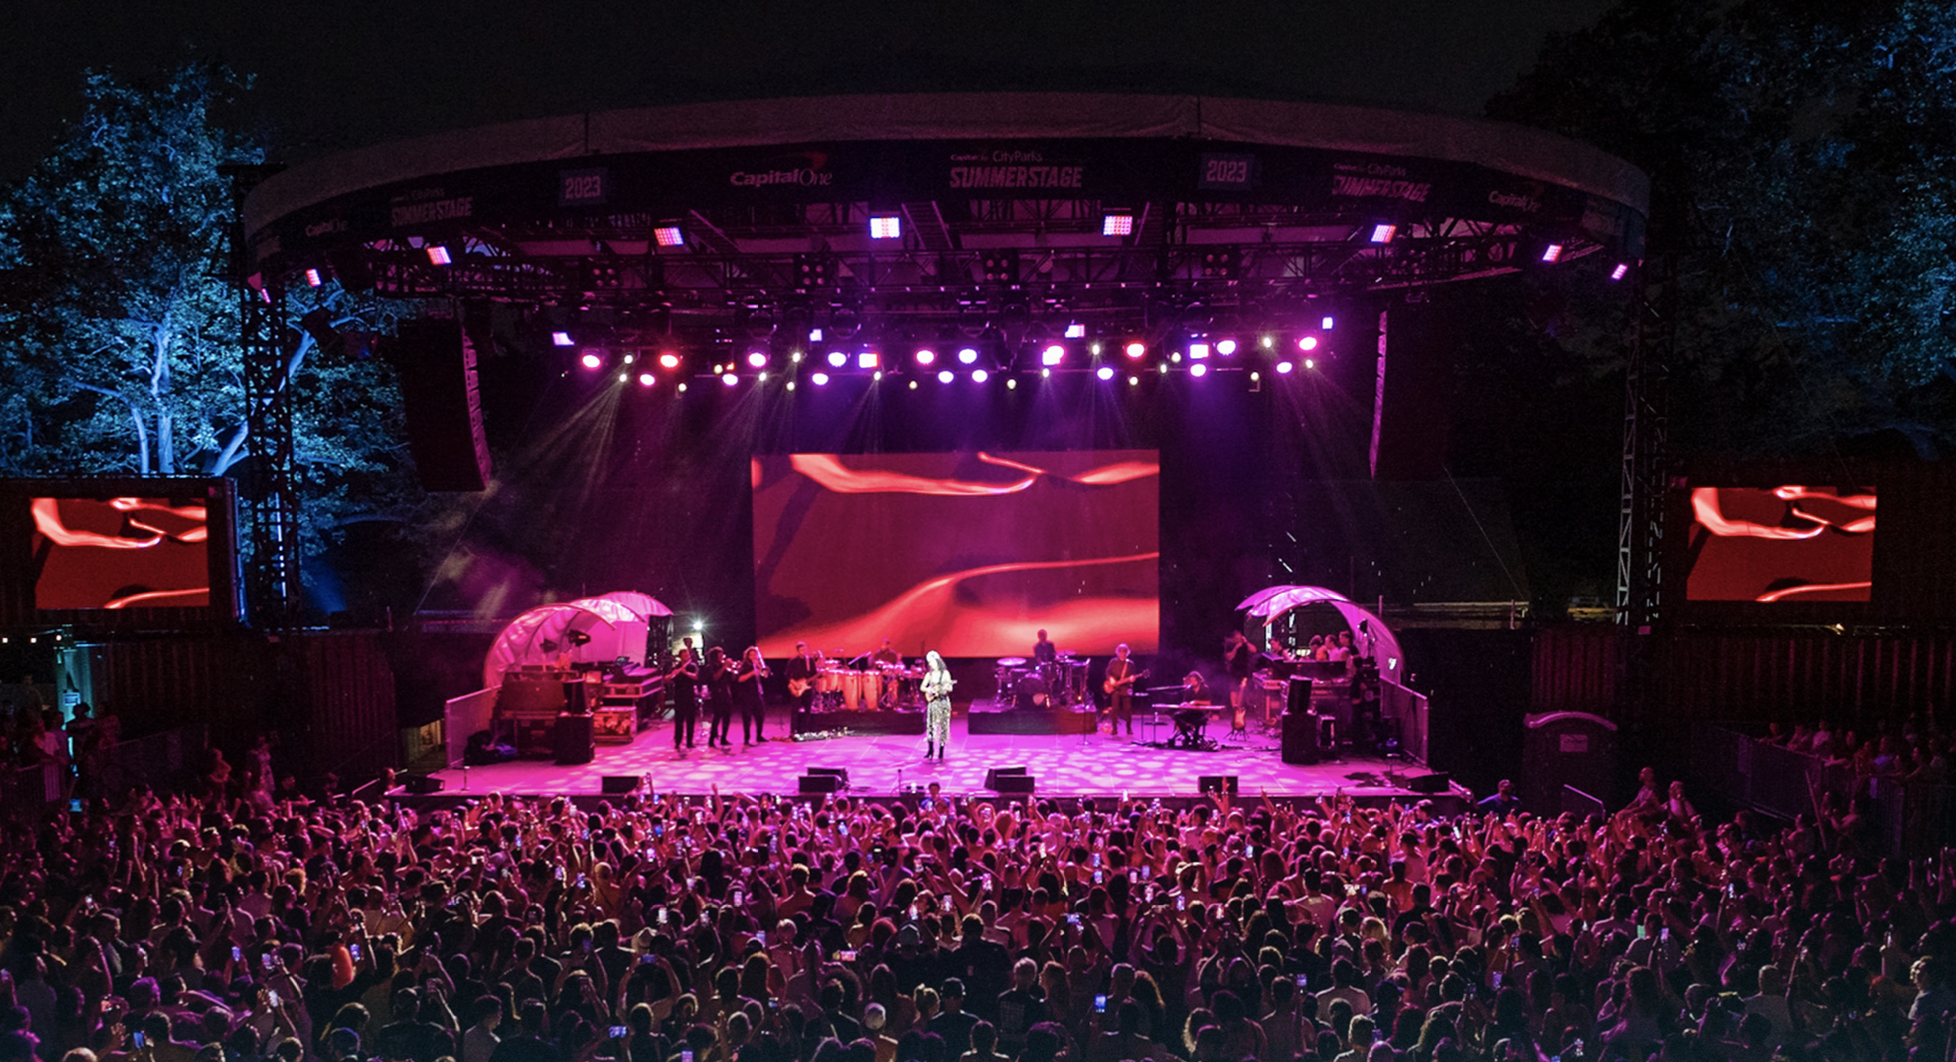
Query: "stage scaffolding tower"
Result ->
[[224, 164, 301, 630], [1615, 260, 1671, 633]]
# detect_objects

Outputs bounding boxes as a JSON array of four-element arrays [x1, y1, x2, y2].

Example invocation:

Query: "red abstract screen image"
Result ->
[[1683, 485, 1875, 603], [753, 451, 1159, 658], [31, 496, 212, 609]]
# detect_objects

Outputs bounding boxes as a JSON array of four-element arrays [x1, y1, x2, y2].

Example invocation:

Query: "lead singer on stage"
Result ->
[[921, 650, 954, 761]]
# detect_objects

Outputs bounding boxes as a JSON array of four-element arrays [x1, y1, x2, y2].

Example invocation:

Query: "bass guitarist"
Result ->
[[1101, 643, 1148, 738]]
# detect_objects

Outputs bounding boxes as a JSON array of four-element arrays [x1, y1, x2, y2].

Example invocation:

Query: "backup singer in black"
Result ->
[[666, 648, 700, 752], [704, 646, 735, 748], [735, 646, 769, 745]]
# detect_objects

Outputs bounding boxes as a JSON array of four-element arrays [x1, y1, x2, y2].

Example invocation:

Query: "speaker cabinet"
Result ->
[[993, 775, 1036, 795], [601, 775, 640, 794], [1199, 775, 1239, 795], [1286, 677, 1314, 715], [402, 775, 443, 794], [1405, 771, 1452, 794], [388, 319, 493, 491], [798, 774, 843, 793], [985, 766, 1029, 790], [553, 714, 594, 766], [1281, 710, 1320, 765]]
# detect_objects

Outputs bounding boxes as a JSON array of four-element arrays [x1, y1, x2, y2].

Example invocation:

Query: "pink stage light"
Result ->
[[1298, 336, 1319, 351], [1216, 339, 1238, 356], [653, 225, 685, 247], [957, 347, 979, 365], [746, 350, 769, 368], [659, 352, 682, 370], [972, 369, 989, 383], [857, 351, 879, 370], [1190, 363, 1209, 377], [1304, 358, 1317, 370], [1102, 212, 1135, 236], [1369, 224, 1396, 244], [552, 331, 575, 347], [426, 245, 452, 265], [827, 350, 848, 368], [1611, 262, 1631, 281], [1189, 342, 1210, 360], [1323, 316, 1335, 330], [869, 215, 902, 239], [1541, 243, 1564, 263], [1096, 366, 1115, 381], [579, 352, 603, 370], [1276, 361, 1294, 374], [811, 372, 831, 386], [915, 348, 936, 366], [1124, 341, 1146, 359], [1041, 344, 1065, 366], [938, 370, 954, 384], [304, 268, 323, 287], [1065, 322, 1086, 339], [721, 372, 738, 386], [637, 372, 655, 387]]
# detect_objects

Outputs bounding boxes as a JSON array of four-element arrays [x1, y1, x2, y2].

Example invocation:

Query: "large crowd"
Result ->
[[0, 765, 1952, 1062]]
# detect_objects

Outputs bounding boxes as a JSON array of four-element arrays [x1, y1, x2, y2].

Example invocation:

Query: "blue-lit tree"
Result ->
[[1490, 0, 1956, 458], [0, 64, 428, 578]]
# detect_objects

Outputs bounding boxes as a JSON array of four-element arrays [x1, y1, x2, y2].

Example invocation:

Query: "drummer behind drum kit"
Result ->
[[811, 656, 926, 710], [994, 655, 1092, 710]]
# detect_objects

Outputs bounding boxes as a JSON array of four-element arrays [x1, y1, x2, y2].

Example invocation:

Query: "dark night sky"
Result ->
[[4, 1, 1615, 180]]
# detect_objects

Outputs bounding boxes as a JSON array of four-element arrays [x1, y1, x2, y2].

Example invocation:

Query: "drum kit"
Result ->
[[994, 654, 1090, 709], [813, 656, 924, 710]]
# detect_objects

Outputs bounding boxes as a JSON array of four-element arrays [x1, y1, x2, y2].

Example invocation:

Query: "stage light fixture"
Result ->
[[1102, 212, 1135, 236], [1216, 339, 1238, 356], [580, 352, 603, 370], [1323, 316, 1336, 330], [1260, 335, 1275, 349], [1158, 362, 1169, 374], [1096, 366, 1115, 381], [812, 372, 830, 386], [873, 370, 884, 381], [1541, 243, 1564, 263], [304, 268, 324, 287], [1611, 263, 1631, 281], [677, 382, 688, 392], [653, 225, 686, 247], [746, 351, 769, 368], [790, 350, 804, 363], [1041, 344, 1065, 366], [426, 245, 452, 265], [1370, 224, 1396, 244], [1041, 367, 1052, 378], [786, 381, 796, 391], [1124, 341, 1146, 359], [914, 348, 936, 366], [1006, 378, 1018, 390], [869, 215, 902, 239], [552, 331, 575, 347], [1190, 363, 1209, 377], [758, 372, 768, 382], [1189, 342, 1211, 360], [1065, 322, 1086, 339], [1276, 360, 1294, 374], [808, 328, 824, 342], [617, 371, 629, 383], [972, 369, 989, 383], [1251, 371, 1261, 382], [1304, 358, 1317, 370], [957, 347, 979, 365], [659, 352, 682, 370], [1298, 336, 1319, 351], [721, 372, 738, 386], [938, 369, 954, 384], [857, 351, 880, 370], [826, 351, 848, 368], [1128, 376, 1139, 386], [638, 372, 656, 387]]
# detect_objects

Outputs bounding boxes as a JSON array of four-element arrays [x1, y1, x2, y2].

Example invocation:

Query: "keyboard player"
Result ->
[[1173, 671, 1215, 748]]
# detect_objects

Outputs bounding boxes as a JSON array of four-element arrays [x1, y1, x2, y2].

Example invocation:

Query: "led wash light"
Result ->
[[857, 352, 880, 370], [1369, 224, 1396, 244], [659, 353, 682, 370], [1041, 345, 1066, 367], [1541, 243, 1564, 263], [914, 349, 936, 366], [580, 352, 603, 370], [426, 245, 453, 265], [869, 215, 902, 239], [304, 268, 324, 287], [747, 351, 769, 368], [957, 348, 979, 365], [1102, 212, 1135, 237], [827, 351, 848, 368], [552, 331, 575, 347], [1124, 341, 1146, 359], [1611, 263, 1631, 281], [653, 225, 685, 247]]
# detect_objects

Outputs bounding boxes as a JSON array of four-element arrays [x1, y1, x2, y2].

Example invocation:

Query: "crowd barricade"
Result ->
[[1694, 723, 1953, 857]]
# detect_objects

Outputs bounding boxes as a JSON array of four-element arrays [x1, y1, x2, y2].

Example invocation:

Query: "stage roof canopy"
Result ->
[[245, 92, 1647, 353]]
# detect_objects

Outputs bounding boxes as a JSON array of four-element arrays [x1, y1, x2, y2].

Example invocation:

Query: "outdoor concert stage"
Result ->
[[420, 718, 1459, 808]]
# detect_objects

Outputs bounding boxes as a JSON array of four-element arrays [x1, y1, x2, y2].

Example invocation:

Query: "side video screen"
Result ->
[[1683, 484, 1875, 603]]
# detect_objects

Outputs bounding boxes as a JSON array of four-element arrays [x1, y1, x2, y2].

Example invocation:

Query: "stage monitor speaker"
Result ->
[[601, 775, 640, 794], [993, 775, 1036, 795], [1199, 775, 1239, 795], [1405, 771, 1452, 794], [1370, 304, 1457, 481], [554, 714, 594, 766], [808, 767, 849, 784], [798, 774, 843, 793], [1281, 710, 1320, 765], [985, 766, 1029, 790], [402, 775, 443, 794], [388, 319, 493, 492], [1286, 677, 1314, 715]]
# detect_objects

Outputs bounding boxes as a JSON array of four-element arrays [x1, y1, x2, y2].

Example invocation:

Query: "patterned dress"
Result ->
[[922, 664, 954, 746]]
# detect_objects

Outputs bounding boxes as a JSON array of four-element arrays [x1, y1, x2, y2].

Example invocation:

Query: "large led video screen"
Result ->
[[753, 452, 1159, 658], [31, 495, 215, 609], [1683, 484, 1875, 603]]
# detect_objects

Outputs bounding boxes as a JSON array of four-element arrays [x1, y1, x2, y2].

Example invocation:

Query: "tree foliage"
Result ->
[[1490, 0, 1956, 458], [0, 64, 428, 588]]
